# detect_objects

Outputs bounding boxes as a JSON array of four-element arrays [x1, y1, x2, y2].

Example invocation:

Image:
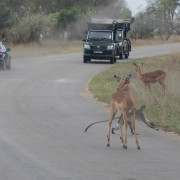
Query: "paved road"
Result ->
[[0, 43, 180, 180]]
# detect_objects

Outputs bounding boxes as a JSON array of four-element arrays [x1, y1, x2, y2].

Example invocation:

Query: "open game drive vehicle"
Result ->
[[82, 19, 131, 64]]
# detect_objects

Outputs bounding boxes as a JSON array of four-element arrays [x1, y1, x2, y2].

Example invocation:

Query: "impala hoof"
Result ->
[[107, 144, 110, 147], [137, 146, 140, 150], [123, 145, 127, 149]]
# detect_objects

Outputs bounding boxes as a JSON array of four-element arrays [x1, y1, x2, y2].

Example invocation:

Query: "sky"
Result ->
[[125, 0, 148, 16]]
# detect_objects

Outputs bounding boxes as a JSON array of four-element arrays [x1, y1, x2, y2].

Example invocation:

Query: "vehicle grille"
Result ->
[[90, 45, 107, 51]]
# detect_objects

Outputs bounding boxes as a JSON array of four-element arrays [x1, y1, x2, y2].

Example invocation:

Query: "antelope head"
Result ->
[[133, 63, 143, 72], [114, 74, 132, 91]]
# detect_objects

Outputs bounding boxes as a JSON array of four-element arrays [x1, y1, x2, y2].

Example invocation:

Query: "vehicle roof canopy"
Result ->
[[88, 19, 130, 32]]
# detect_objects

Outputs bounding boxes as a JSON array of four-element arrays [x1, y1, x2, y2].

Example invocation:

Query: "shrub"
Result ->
[[8, 13, 49, 44]]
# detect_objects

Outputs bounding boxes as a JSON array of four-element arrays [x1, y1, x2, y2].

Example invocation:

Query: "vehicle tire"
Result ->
[[3, 60, 6, 70], [110, 57, 115, 64], [6, 58, 11, 69], [119, 53, 123, 59], [125, 53, 128, 59], [83, 56, 88, 63]]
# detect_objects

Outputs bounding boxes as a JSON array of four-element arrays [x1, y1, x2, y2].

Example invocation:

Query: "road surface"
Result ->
[[0, 43, 180, 180]]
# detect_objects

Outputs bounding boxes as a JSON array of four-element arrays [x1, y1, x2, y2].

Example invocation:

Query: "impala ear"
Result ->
[[133, 63, 137, 67], [114, 75, 121, 82], [124, 78, 130, 84], [125, 75, 131, 84]]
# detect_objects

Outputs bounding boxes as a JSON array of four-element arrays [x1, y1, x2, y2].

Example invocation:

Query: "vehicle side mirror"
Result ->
[[7, 48, 11, 52]]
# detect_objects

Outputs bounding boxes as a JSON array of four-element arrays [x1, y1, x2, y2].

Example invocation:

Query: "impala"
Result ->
[[107, 74, 140, 150], [133, 63, 166, 94]]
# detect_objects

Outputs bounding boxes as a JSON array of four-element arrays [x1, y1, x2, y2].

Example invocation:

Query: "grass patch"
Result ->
[[9, 40, 82, 59], [89, 53, 180, 134], [5, 35, 180, 59], [131, 35, 180, 47]]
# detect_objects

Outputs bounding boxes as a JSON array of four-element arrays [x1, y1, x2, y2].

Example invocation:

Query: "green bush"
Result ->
[[0, 7, 15, 42], [8, 14, 49, 44], [57, 7, 79, 28]]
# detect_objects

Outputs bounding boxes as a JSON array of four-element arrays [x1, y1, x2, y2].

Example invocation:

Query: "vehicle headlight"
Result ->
[[119, 42, 122, 46], [84, 44, 90, 49], [107, 45, 113, 50]]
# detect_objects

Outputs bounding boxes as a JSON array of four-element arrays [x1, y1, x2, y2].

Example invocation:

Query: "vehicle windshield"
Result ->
[[88, 31, 112, 41]]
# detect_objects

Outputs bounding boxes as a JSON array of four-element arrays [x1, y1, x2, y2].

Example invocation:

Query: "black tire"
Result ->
[[125, 53, 128, 59], [83, 56, 88, 63], [6, 58, 11, 69], [110, 57, 115, 64], [119, 53, 123, 59], [3, 60, 6, 70]]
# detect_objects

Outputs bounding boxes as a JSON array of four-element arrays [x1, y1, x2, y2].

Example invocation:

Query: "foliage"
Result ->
[[94, 0, 131, 19], [31, 0, 116, 14], [7, 14, 48, 44], [146, 0, 179, 40], [130, 12, 154, 39], [130, 0, 180, 40], [57, 7, 79, 28], [0, 0, 120, 43], [2, 0, 179, 43], [0, 7, 15, 41]]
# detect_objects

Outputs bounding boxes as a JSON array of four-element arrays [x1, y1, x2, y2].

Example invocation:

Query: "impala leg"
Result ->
[[147, 84, 151, 94], [107, 107, 117, 147], [159, 79, 166, 95], [144, 84, 147, 91], [132, 112, 140, 150], [119, 114, 124, 143], [122, 111, 128, 149]]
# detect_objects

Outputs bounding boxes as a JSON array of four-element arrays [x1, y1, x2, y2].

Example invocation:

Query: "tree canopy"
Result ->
[[0, 0, 179, 43]]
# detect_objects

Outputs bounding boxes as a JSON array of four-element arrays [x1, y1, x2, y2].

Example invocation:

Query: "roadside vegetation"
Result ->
[[89, 53, 180, 134], [0, 0, 180, 44], [10, 40, 82, 59], [10, 35, 180, 59]]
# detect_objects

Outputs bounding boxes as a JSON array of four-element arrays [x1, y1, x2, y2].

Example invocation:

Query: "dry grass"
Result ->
[[4, 35, 180, 59], [89, 53, 180, 134], [131, 35, 180, 47], [8, 40, 82, 59]]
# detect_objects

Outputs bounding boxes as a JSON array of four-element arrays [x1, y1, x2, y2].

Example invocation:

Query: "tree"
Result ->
[[146, 0, 179, 40], [93, 0, 131, 19], [8, 13, 48, 44], [1, 0, 127, 42], [130, 12, 154, 40], [57, 7, 79, 28], [174, 8, 180, 34]]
